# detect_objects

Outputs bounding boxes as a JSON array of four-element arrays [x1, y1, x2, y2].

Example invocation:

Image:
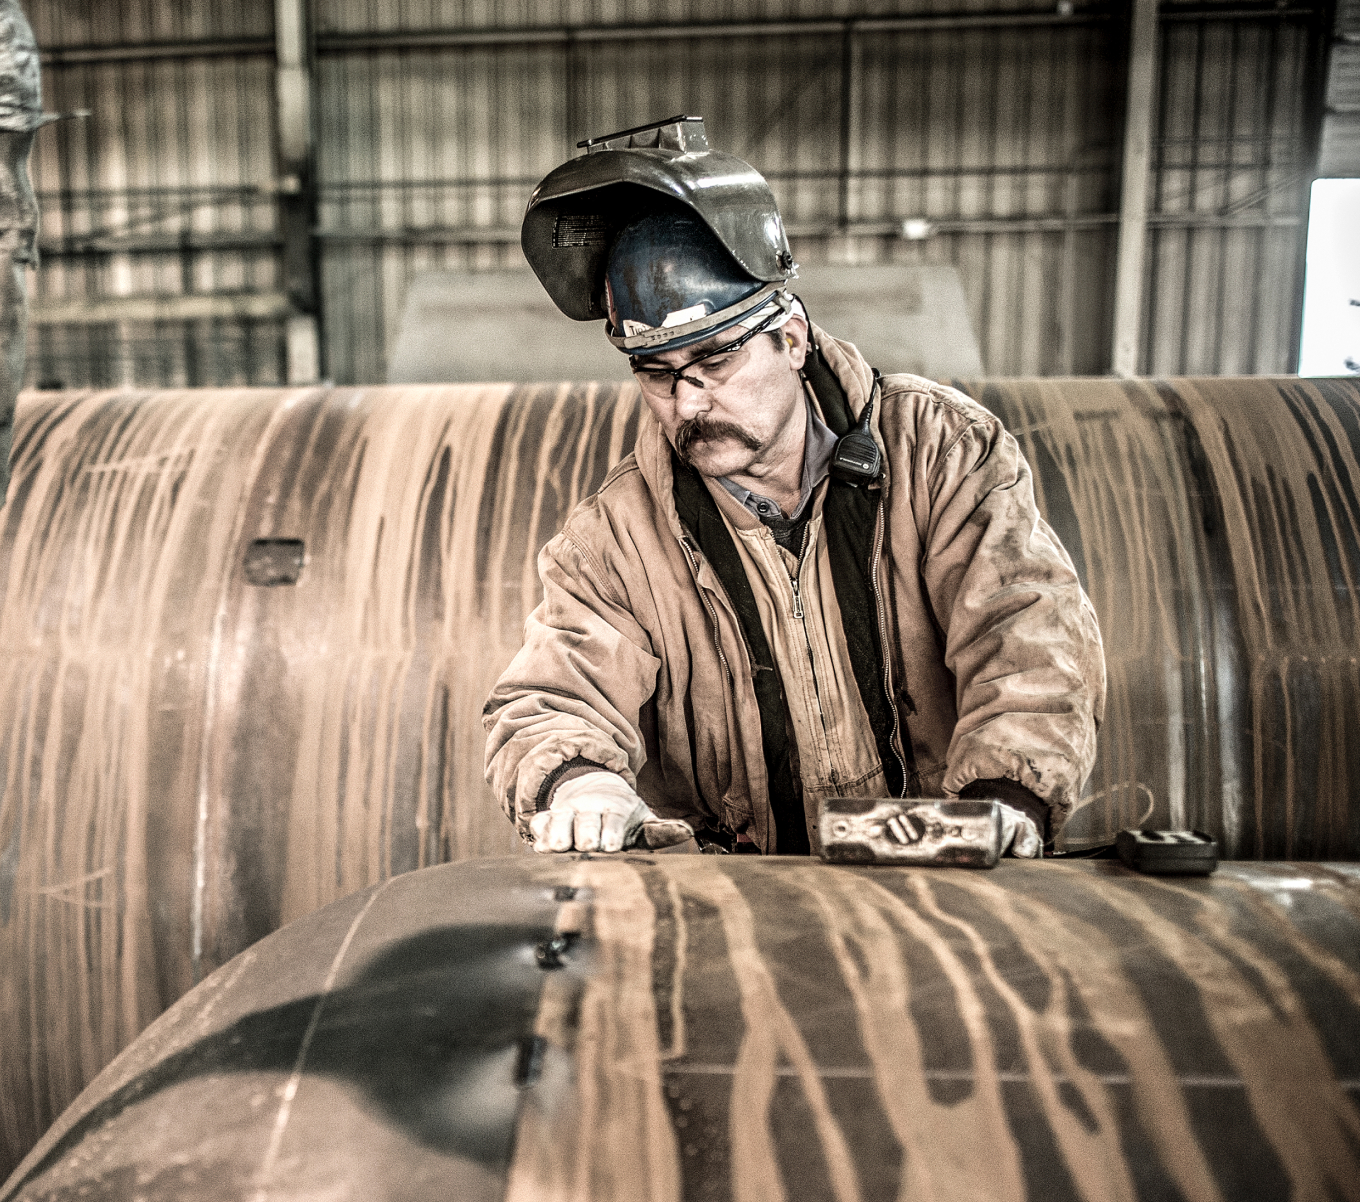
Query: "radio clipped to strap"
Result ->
[[829, 369, 883, 487], [800, 326, 883, 488]]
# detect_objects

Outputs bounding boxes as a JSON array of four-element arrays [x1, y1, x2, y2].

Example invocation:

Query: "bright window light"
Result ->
[[1298, 179, 1360, 377]]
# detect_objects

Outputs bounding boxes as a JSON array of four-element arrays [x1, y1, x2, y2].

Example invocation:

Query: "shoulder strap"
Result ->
[[822, 481, 911, 797], [805, 339, 914, 795], [801, 337, 854, 436], [671, 340, 918, 847], [673, 459, 809, 854]]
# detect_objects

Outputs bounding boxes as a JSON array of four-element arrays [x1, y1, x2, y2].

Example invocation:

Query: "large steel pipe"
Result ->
[[4, 855, 1359, 1201], [963, 377, 1360, 859], [0, 382, 641, 1176], [0, 375, 1358, 1176]]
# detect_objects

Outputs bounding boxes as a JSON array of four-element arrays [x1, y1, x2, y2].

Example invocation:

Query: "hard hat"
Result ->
[[521, 115, 798, 351]]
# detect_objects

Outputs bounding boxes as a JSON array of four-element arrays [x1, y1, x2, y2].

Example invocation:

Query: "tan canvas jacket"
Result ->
[[484, 328, 1106, 852]]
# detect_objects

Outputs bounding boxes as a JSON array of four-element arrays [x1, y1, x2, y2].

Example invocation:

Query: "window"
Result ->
[[1298, 179, 1360, 377]]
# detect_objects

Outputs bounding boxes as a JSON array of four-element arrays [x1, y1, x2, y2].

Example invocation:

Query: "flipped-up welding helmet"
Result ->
[[521, 115, 798, 355]]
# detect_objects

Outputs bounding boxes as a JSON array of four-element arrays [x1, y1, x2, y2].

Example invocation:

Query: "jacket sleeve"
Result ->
[[916, 401, 1106, 833], [483, 525, 662, 833]]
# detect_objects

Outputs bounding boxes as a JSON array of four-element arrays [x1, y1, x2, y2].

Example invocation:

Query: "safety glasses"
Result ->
[[630, 311, 781, 398]]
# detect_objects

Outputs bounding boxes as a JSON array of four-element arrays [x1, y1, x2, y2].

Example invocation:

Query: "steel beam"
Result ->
[[1111, 0, 1160, 377], [837, 25, 858, 231], [40, 38, 273, 66], [306, 211, 1296, 247], [314, 10, 1114, 53], [29, 291, 290, 324], [36, 232, 283, 255], [32, 5, 1319, 67], [26, 210, 1299, 265], [275, 0, 321, 384]]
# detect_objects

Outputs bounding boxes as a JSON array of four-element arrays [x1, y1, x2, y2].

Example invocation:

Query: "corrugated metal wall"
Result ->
[[25, 0, 284, 388], [1318, 0, 1360, 175], [23, 0, 1331, 387], [1146, 11, 1323, 375]]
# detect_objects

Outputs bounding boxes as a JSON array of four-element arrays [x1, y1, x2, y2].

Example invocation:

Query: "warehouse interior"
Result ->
[[3, 1, 1360, 1199], [20, 0, 1358, 388]]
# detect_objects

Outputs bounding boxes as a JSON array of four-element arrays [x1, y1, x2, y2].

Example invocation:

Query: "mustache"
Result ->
[[675, 416, 762, 461]]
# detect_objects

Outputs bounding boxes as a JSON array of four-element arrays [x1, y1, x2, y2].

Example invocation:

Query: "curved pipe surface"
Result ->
[[959, 376, 1360, 860], [0, 382, 642, 1175], [4, 854, 1359, 1201], [0, 375, 1358, 1176]]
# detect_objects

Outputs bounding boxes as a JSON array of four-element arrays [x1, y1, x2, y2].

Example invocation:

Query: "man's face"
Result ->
[[631, 316, 810, 480]]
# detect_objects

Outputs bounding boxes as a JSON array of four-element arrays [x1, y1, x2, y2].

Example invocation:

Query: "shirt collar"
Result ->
[[718, 393, 838, 521]]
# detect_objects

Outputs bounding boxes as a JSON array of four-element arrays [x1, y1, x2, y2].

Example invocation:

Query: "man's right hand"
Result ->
[[529, 772, 694, 854], [996, 801, 1042, 858]]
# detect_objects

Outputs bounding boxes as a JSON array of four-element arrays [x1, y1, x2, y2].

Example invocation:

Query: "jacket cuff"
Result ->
[[535, 755, 615, 809], [958, 777, 1050, 842]]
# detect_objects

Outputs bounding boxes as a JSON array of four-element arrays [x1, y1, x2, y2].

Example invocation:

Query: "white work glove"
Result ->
[[529, 772, 694, 854], [998, 802, 1042, 858]]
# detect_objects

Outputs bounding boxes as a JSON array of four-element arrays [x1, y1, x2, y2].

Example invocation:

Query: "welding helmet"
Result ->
[[602, 207, 791, 354], [521, 115, 798, 353]]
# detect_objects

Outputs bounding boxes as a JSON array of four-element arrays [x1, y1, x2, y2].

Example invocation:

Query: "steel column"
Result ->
[[275, 0, 321, 384], [837, 25, 856, 230], [1287, 0, 1341, 371], [1111, 0, 1160, 376], [0, 0, 47, 503]]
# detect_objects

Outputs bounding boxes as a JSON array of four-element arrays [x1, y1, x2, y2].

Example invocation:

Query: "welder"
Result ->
[[484, 116, 1105, 858]]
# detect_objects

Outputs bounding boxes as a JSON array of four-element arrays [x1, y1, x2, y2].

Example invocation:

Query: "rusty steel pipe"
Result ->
[[962, 376, 1360, 860], [0, 382, 641, 1176], [3, 855, 1359, 1201], [0, 375, 1358, 1176]]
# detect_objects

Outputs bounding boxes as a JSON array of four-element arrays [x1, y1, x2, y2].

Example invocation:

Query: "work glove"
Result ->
[[959, 778, 1046, 858], [997, 802, 1042, 858], [529, 772, 694, 854]]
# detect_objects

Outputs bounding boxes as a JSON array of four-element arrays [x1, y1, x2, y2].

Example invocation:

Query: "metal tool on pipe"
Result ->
[[819, 796, 1222, 874], [819, 796, 1007, 866]]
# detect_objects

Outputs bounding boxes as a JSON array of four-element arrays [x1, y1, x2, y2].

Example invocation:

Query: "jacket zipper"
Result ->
[[869, 496, 909, 797], [789, 529, 834, 768]]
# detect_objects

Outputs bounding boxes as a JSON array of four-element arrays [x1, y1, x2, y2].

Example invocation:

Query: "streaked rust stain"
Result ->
[[938, 871, 1224, 1202], [964, 376, 1360, 857], [557, 858, 1360, 1202], [0, 383, 643, 1175], [1, 376, 1359, 1178], [681, 863, 861, 1202], [3, 858, 1358, 1201], [505, 860, 680, 1202], [1104, 870, 1360, 1200], [905, 873, 1141, 1202], [803, 868, 1028, 1202]]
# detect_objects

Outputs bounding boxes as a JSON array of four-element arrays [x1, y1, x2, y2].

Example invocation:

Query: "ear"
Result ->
[[782, 315, 810, 371]]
